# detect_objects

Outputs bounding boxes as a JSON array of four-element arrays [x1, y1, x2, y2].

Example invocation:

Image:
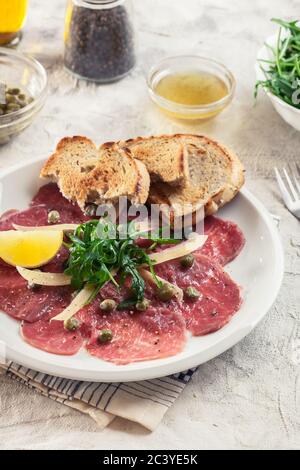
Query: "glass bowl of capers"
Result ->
[[0, 48, 48, 145]]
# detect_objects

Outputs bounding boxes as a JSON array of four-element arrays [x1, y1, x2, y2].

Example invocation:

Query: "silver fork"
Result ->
[[274, 164, 300, 219]]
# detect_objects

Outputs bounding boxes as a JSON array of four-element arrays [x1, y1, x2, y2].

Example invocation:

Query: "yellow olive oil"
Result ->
[[0, 0, 28, 45], [154, 71, 229, 119]]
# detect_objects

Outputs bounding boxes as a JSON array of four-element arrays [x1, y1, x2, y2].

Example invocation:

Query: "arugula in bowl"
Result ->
[[255, 18, 300, 109]]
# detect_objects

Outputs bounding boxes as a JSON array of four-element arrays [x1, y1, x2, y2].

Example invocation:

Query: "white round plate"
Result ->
[[0, 158, 284, 382]]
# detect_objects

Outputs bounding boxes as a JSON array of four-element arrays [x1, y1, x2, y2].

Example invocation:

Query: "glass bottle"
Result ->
[[64, 0, 136, 83]]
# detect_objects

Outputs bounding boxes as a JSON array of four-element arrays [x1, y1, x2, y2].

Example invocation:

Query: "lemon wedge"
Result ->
[[0, 230, 63, 268]]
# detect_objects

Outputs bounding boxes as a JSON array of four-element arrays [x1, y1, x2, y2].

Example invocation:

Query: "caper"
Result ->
[[5, 94, 16, 104], [64, 317, 80, 331], [18, 100, 27, 108], [156, 283, 177, 302], [136, 298, 151, 311], [18, 93, 26, 101], [7, 88, 20, 95], [6, 103, 20, 111], [100, 299, 116, 312], [180, 254, 195, 269], [47, 210, 60, 224], [98, 329, 113, 344], [184, 286, 200, 300]]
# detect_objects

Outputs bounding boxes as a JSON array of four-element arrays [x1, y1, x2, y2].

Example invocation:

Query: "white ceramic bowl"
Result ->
[[255, 33, 300, 131]]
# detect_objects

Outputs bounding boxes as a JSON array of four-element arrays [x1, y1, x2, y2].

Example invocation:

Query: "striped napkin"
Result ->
[[0, 361, 196, 430]]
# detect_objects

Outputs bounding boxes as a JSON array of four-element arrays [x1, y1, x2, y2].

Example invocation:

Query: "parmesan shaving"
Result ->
[[17, 266, 71, 286], [148, 233, 207, 265], [139, 268, 183, 302], [13, 223, 78, 232], [51, 285, 95, 322]]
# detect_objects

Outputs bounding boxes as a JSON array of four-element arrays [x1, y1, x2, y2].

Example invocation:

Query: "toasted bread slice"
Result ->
[[148, 134, 245, 219], [78, 144, 150, 209], [40, 137, 150, 212], [119, 135, 190, 185]]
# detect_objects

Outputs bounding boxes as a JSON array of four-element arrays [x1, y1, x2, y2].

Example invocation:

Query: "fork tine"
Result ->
[[283, 167, 298, 201], [288, 163, 300, 195], [274, 167, 293, 205]]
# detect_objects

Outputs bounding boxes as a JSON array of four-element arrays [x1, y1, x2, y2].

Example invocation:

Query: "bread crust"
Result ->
[[40, 137, 150, 212], [147, 134, 245, 220]]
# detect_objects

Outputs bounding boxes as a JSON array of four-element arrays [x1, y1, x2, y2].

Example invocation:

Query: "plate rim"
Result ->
[[0, 157, 284, 382]]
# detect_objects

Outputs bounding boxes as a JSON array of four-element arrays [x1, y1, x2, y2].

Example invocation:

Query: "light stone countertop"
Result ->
[[0, 0, 299, 450]]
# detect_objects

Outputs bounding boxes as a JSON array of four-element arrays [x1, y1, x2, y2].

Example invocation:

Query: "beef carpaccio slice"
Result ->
[[0, 205, 49, 231], [31, 183, 90, 224], [21, 319, 84, 355], [155, 254, 242, 336], [77, 283, 187, 365], [0, 263, 73, 323], [201, 216, 245, 266]]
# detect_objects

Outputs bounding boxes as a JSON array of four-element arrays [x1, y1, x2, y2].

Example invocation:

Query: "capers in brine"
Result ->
[[100, 299, 117, 312], [156, 283, 177, 302], [98, 329, 113, 344], [136, 298, 151, 311], [180, 254, 195, 269], [48, 210, 60, 224], [64, 317, 80, 331], [184, 286, 200, 301]]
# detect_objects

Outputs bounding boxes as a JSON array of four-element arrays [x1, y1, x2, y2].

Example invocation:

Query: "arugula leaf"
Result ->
[[255, 18, 300, 109], [64, 218, 174, 305]]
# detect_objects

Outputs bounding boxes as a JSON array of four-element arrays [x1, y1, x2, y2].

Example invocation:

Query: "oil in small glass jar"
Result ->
[[0, 0, 28, 46], [154, 71, 229, 119]]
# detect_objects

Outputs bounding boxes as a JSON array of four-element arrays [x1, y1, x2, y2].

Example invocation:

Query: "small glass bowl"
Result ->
[[147, 55, 236, 120], [0, 48, 48, 145]]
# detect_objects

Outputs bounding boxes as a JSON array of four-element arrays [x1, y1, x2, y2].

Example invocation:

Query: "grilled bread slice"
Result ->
[[119, 135, 190, 185], [40, 137, 150, 212], [148, 134, 245, 219]]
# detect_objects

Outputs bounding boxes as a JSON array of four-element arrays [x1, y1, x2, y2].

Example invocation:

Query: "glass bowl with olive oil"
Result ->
[[147, 55, 236, 120]]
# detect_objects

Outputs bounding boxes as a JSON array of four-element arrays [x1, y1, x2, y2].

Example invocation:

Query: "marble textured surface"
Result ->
[[0, 0, 299, 450]]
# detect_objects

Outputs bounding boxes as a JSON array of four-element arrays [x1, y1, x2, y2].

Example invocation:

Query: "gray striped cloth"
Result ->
[[0, 362, 196, 430]]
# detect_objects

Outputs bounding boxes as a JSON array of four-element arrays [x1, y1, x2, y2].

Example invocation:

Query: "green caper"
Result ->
[[98, 329, 113, 344], [18, 93, 26, 101], [180, 254, 195, 269], [7, 88, 20, 95], [64, 317, 80, 331], [156, 283, 177, 302], [47, 210, 60, 224], [5, 94, 17, 104], [6, 103, 21, 112], [100, 299, 116, 312], [184, 286, 200, 301], [136, 298, 151, 311], [18, 100, 27, 108]]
